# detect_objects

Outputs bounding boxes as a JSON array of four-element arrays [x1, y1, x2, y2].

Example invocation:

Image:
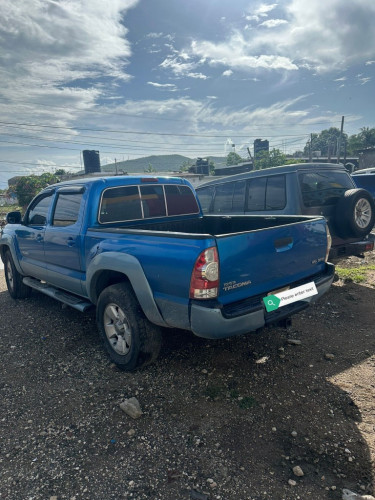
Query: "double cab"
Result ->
[[1, 175, 334, 370]]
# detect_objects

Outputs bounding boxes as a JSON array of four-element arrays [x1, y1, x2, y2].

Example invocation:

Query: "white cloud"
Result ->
[[0, 0, 139, 126], [159, 56, 208, 79], [183, 0, 375, 75], [146, 32, 164, 38], [264, 0, 375, 72], [190, 36, 298, 71], [365, 60, 375, 65], [147, 82, 178, 91], [259, 19, 288, 28], [246, 3, 277, 22], [358, 76, 371, 85], [222, 70, 233, 77], [187, 72, 209, 79]]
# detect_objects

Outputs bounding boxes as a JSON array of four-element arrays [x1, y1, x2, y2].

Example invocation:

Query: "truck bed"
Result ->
[[91, 214, 320, 237]]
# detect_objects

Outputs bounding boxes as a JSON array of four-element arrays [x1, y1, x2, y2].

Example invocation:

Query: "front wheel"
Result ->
[[4, 250, 31, 299], [96, 282, 162, 371]]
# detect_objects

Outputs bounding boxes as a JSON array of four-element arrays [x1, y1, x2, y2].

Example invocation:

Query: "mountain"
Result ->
[[101, 154, 227, 174]]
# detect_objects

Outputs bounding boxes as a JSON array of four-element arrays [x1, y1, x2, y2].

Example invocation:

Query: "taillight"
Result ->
[[190, 247, 219, 299], [325, 225, 332, 262]]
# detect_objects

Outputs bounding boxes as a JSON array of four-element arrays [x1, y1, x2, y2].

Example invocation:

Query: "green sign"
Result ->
[[263, 295, 281, 312]]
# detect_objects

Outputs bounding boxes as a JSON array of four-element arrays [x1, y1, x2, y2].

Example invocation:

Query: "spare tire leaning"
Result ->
[[334, 188, 375, 239]]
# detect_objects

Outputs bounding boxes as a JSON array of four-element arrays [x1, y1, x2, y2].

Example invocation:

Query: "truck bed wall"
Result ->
[[96, 214, 318, 237]]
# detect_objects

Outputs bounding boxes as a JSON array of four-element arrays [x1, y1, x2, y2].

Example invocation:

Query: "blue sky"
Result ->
[[1, 0, 375, 188]]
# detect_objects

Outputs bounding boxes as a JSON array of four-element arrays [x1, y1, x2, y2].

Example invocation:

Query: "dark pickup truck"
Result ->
[[197, 163, 375, 260]]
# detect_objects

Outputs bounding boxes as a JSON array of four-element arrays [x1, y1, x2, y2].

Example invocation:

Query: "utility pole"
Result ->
[[337, 115, 344, 164], [309, 134, 313, 161], [115, 158, 118, 175], [247, 147, 255, 170]]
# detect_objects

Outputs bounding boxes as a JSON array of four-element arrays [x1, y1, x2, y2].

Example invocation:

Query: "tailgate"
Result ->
[[216, 217, 328, 305]]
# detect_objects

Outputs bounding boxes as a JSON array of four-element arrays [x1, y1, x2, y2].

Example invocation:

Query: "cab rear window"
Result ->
[[99, 184, 199, 223]]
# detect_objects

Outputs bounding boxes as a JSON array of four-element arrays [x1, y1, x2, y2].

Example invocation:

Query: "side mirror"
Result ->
[[6, 211, 22, 224]]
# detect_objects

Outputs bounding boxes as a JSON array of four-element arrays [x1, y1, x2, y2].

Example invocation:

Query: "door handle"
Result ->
[[274, 237, 293, 252], [36, 234, 43, 242], [67, 237, 75, 247]]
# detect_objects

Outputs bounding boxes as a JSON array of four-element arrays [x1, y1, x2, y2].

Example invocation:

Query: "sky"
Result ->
[[1, 0, 375, 188]]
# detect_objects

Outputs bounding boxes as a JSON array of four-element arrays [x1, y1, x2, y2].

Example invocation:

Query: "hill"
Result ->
[[101, 154, 227, 173]]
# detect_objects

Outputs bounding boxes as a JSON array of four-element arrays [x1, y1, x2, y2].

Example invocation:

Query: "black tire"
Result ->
[[96, 282, 162, 371], [3, 250, 31, 299], [334, 188, 375, 239]]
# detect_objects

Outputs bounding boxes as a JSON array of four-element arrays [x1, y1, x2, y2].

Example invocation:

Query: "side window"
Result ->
[[232, 181, 246, 212], [100, 186, 142, 223], [212, 182, 235, 213], [266, 175, 286, 210], [196, 186, 215, 214], [27, 194, 52, 226], [246, 178, 267, 211], [52, 193, 83, 227]]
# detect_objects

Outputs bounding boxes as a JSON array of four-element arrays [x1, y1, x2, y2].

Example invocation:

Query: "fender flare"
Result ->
[[0, 235, 25, 275], [86, 251, 168, 328]]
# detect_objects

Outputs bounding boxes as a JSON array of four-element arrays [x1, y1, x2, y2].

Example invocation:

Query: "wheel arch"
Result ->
[[0, 240, 24, 275], [86, 252, 168, 328]]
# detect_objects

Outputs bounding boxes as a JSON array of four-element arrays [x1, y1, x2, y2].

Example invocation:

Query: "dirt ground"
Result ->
[[0, 254, 375, 500]]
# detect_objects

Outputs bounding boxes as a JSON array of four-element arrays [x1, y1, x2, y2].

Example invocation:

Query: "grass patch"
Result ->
[[204, 385, 224, 400], [229, 389, 240, 399], [335, 265, 375, 283], [238, 396, 257, 409]]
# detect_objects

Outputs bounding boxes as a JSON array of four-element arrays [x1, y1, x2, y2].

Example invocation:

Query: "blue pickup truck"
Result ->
[[0, 175, 334, 370]]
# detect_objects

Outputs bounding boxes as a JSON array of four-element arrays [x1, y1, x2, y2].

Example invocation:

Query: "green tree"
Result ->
[[209, 159, 215, 175], [303, 127, 348, 157], [179, 160, 191, 172], [55, 168, 67, 176], [255, 149, 298, 170], [347, 127, 375, 154], [226, 152, 244, 166], [15, 172, 60, 208], [144, 163, 156, 173]]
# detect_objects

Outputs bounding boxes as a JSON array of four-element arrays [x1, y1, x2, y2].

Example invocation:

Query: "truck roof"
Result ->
[[45, 175, 192, 190]]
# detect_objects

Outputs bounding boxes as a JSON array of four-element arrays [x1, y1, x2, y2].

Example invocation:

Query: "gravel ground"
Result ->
[[0, 257, 375, 500]]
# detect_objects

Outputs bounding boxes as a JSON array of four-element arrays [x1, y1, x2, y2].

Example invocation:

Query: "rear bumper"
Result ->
[[329, 234, 375, 260], [190, 263, 335, 339]]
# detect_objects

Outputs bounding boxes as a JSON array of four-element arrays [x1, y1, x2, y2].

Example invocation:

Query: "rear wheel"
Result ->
[[334, 189, 375, 238], [96, 282, 162, 371], [4, 250, 31, 299]]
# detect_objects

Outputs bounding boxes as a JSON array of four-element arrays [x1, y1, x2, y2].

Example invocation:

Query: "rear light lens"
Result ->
[[190, 247, 219, 299], [325, 226, 332, 262]]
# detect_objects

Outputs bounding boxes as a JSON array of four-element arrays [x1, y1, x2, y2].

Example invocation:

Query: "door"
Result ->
[[16, 192, 53, 280], [43, 187, 85, 294]]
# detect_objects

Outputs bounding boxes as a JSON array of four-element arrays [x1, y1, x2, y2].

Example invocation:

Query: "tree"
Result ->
[[347, 127, 375, 154], [144, 163, 156, 173], [209, 159, 215, 175], [226, 152, 243, 166], [55, 168, 67, 176], [15, 172, 60, 208], [303, 127, 348, 157], [255, 149, 298, 170], [179, 160, 191, 172]]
